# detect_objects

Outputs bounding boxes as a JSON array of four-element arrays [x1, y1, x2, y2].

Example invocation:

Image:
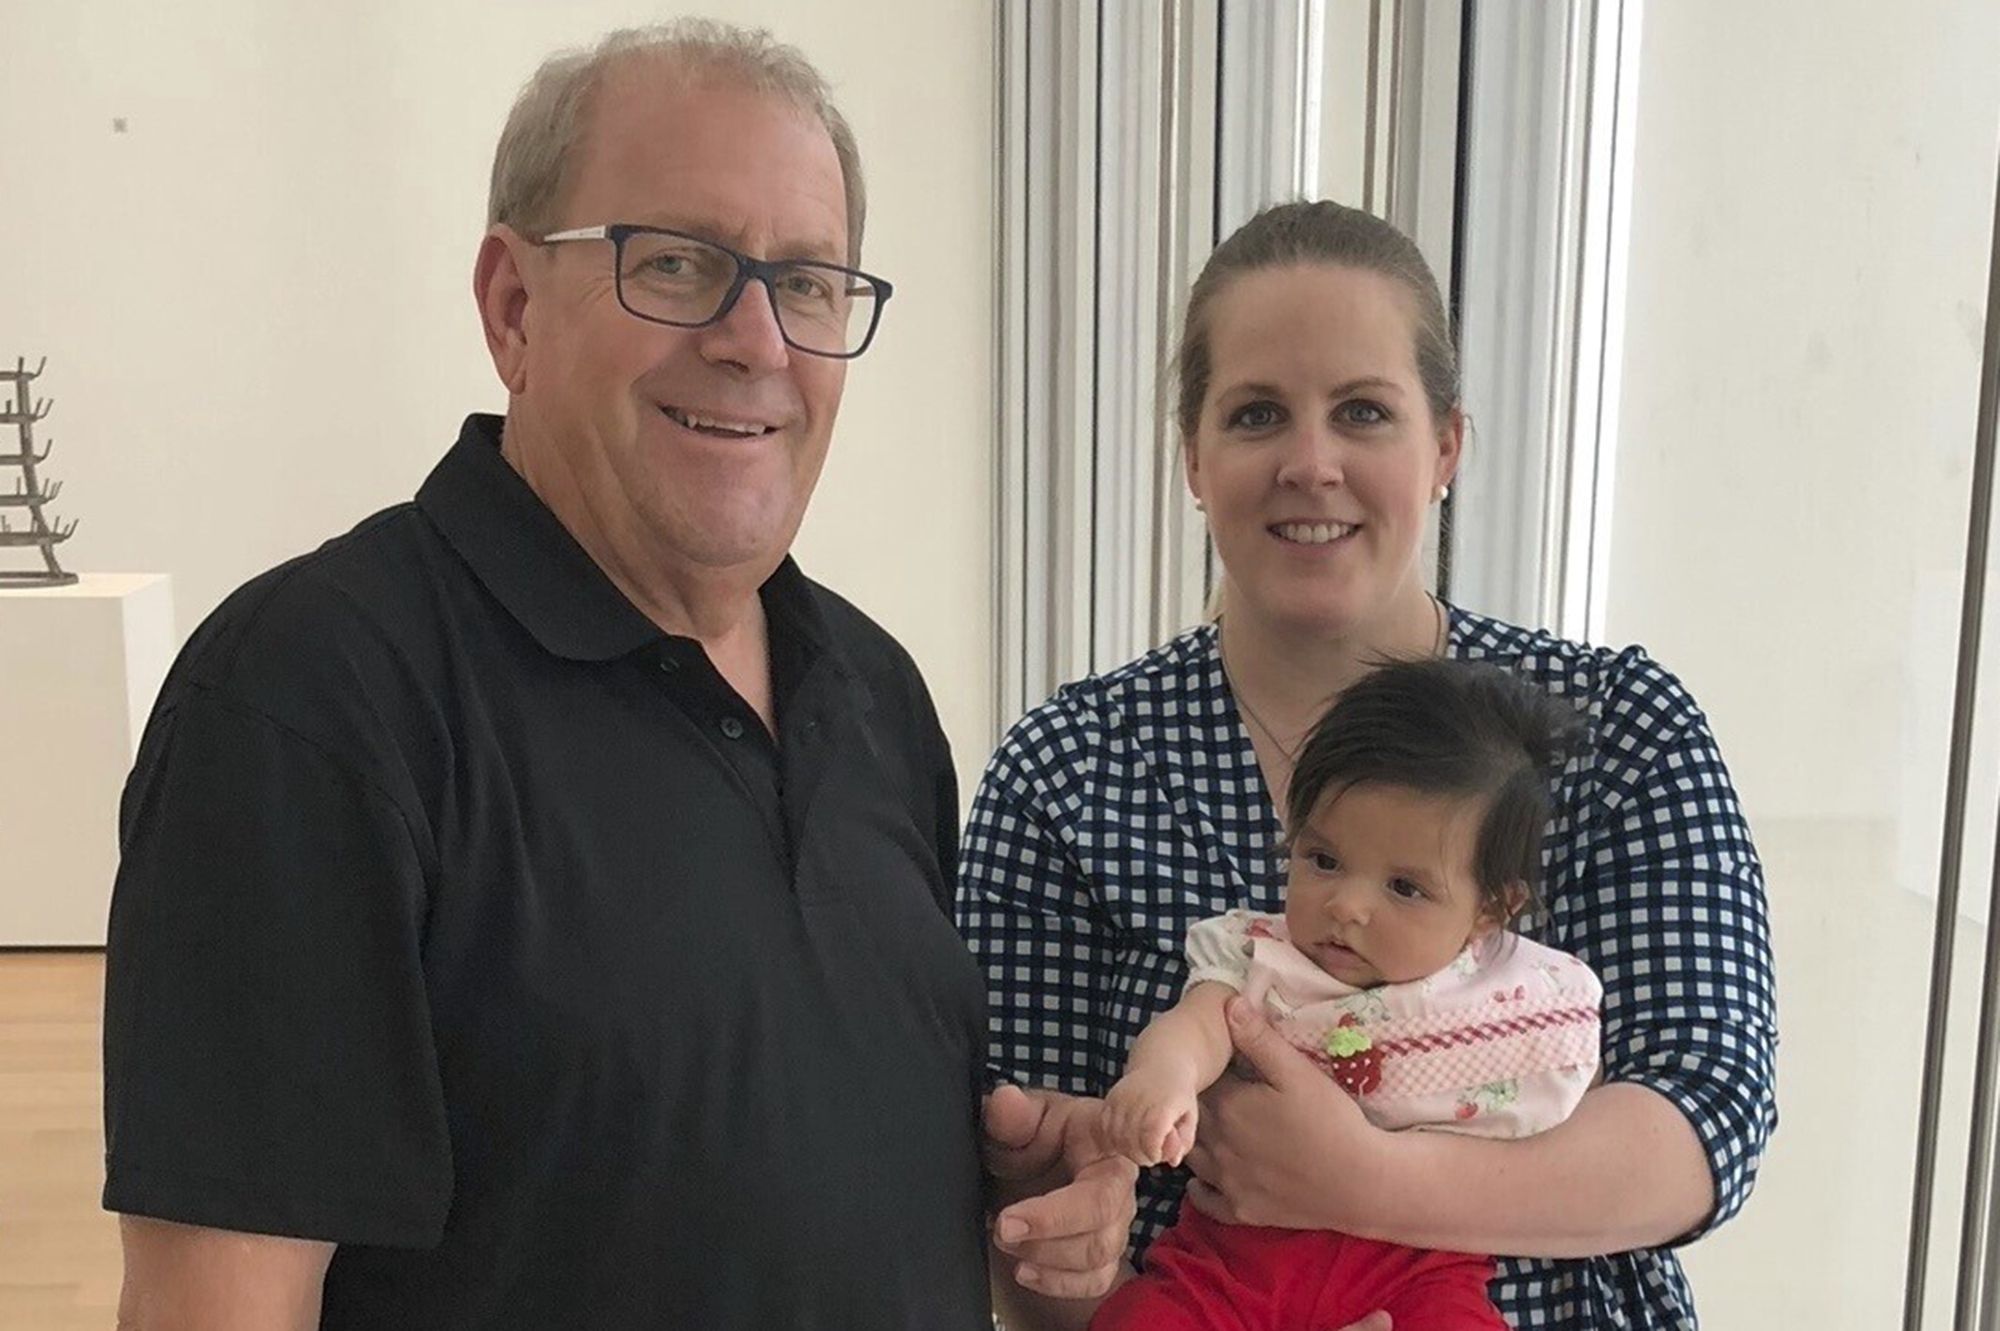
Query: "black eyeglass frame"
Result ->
[[534, 223, 893, 360]]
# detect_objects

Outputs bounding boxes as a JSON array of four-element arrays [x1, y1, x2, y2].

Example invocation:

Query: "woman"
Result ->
[[959, 200, 1776, 1329]]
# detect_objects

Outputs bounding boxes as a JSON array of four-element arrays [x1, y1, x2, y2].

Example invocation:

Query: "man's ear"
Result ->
[[474, 225, 534, 396]]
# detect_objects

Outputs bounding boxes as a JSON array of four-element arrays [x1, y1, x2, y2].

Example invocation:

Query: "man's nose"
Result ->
[[697, 279, 792, 374]]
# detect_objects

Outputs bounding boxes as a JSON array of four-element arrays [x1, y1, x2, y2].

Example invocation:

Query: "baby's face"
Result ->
[[1283, 782, 1495, 987]]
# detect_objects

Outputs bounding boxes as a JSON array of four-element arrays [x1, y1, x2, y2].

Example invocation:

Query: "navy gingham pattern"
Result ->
[[957, 607, 1777, 1329]]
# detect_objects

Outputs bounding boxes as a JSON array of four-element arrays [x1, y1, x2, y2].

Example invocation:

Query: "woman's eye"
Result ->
[[1227, 401, 1284, 431], [1336, 400, 1390, 427]]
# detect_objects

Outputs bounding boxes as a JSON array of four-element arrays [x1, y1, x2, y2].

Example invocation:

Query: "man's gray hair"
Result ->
[[487, 19, 867, 265]]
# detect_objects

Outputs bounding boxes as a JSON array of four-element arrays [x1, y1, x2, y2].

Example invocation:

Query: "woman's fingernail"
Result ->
[[998, 1217, 1027, 1243], [1017, 1263, 1041, 1287]]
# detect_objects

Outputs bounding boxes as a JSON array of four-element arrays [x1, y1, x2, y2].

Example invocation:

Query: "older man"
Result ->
[[103, 21, 1128, 1330]]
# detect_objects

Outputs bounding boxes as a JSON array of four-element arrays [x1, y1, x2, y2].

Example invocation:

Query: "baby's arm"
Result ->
[[1101, 982, 1236, 1168]]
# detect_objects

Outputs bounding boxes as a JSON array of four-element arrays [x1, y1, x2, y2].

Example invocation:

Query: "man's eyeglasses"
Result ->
[[534, 224, 892, 359]]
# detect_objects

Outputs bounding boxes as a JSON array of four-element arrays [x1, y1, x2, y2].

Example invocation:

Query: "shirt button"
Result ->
[[658, 657, 681, 674], [719, 717, 746, 740]]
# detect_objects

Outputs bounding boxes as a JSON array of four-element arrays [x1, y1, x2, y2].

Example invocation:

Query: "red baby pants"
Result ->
[[1091, 1205, 1507, 1331]]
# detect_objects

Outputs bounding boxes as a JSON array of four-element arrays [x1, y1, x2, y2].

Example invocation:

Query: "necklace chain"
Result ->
[[1220, 594, 1448, 767]]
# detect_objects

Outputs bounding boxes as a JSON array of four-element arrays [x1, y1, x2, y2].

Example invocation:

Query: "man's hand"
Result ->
[[983, 1084, 1138, 1299], [1183, 996, 1396, 1231]]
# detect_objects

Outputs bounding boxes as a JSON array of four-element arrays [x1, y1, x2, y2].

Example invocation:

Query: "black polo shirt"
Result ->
[[102, 414, 992, 1330]]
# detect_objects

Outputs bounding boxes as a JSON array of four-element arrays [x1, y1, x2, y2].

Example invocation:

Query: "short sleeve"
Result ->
[[102, 688, 452, 1246], [1182, 912, 1255, 992]]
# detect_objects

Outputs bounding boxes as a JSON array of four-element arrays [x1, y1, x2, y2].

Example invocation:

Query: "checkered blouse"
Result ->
[[956, 606, 1776, 1329]]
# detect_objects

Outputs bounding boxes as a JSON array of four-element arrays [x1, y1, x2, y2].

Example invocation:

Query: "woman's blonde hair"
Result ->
[[1174, 199, 1459, 441]]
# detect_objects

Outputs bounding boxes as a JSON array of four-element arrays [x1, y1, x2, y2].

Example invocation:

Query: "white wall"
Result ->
[[0, 0, 997, 786], [1606, 0, 2000, 1323]]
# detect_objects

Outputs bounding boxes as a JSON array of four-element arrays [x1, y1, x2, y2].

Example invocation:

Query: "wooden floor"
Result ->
[[0, 952, 120, 1329]]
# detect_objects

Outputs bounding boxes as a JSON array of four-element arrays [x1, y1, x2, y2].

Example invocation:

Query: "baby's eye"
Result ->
[[1388, 877, 1426, 900], [1226, 401, 1284, 431], [1307, 851, 1340, 873]]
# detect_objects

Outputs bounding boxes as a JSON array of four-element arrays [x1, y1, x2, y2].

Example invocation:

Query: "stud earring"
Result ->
[[1434, 484, 1451, 503], [1194, 497, 1207, 512]]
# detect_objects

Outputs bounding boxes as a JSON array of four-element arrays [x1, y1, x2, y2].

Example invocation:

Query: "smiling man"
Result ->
[[101, 21, 1129, 1330]]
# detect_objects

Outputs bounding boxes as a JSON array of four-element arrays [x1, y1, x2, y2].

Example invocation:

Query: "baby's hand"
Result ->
[[1103, 1069, 1199, 1168]]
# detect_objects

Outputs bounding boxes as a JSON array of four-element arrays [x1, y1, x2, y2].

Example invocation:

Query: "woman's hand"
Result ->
[[1103, 1067, 1200, 1168], [1183, 996, 1402, 1232]]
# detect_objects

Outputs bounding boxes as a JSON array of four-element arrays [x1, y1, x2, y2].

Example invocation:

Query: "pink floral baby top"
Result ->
[[1185, 910, 1603, 1138]]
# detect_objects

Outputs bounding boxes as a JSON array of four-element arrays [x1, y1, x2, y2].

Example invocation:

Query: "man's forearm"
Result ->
[[117, 1217, 333, 1331], [1363, 1084, 1715, 1257]]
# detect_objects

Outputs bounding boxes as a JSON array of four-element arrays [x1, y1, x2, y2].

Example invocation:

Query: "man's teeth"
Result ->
[[665, 407, 770, 437], [1274, 521, 1357, 545]]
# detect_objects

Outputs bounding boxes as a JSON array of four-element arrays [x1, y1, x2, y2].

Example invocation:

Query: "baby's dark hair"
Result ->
[[1286, 658, 1589, 925]]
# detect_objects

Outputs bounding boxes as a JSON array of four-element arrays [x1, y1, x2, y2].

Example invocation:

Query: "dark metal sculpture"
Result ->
[[0, 358, 77, 587]]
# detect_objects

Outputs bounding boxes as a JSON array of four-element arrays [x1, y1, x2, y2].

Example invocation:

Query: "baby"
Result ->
[[1093, 658, 1603, 1331]]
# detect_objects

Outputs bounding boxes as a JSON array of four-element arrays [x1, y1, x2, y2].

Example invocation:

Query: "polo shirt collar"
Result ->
[[418, 414, 840, 669]]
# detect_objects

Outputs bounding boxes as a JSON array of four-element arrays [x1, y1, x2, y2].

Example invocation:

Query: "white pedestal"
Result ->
[[0, 574, 175, 945]]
